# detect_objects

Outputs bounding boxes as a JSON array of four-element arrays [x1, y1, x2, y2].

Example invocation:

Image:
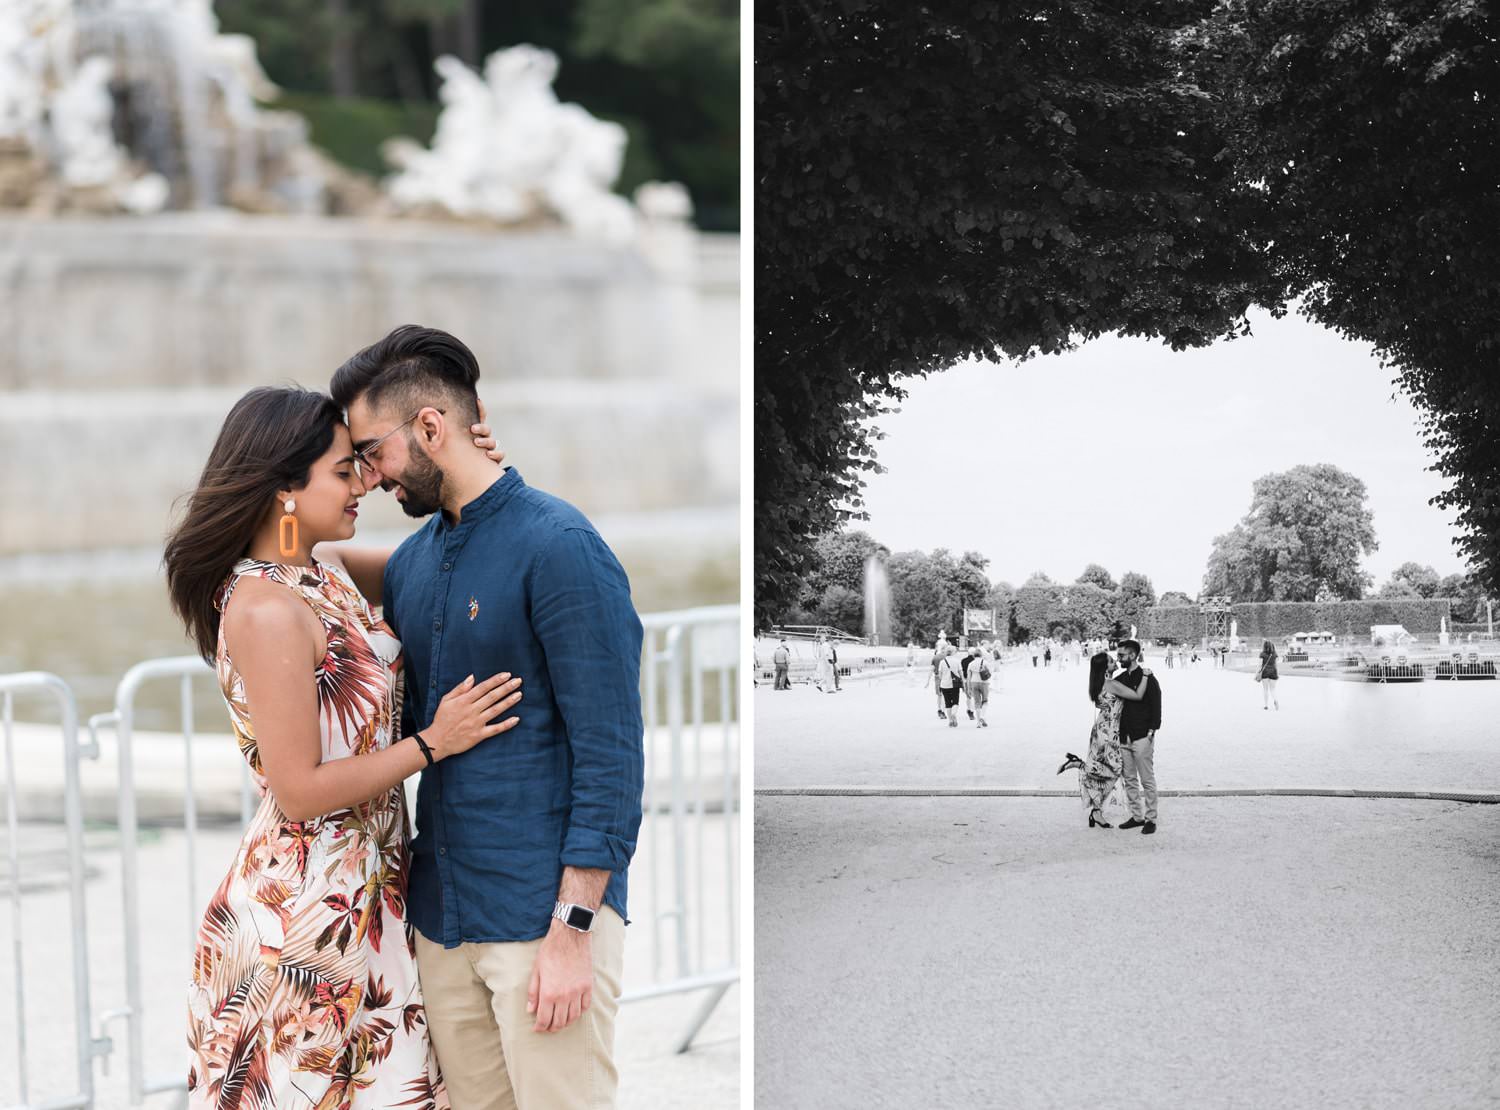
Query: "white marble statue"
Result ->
[[385, 44, 647, 242], [51, 55, 121, 184]]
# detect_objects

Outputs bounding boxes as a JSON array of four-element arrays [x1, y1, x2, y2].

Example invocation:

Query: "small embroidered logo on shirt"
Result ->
[[468, 596, 479, 621]]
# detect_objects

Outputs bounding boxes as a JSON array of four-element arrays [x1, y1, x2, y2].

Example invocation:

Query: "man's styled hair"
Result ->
[[1119, 638, 1142, 655], [330, 324, 482, 429]]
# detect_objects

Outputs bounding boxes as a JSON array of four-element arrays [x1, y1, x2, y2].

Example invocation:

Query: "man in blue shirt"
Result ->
[[331, 325, 644, 1110]]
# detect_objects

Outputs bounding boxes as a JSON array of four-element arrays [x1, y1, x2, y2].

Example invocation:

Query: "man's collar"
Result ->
[[437, 466, 521, 532]]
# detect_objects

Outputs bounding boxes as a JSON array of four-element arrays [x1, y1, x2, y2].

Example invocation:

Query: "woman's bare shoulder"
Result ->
[[221, 577, 321, 656]]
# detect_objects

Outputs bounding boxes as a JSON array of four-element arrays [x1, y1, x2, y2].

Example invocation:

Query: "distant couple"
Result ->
[[1057, 640, 1161, 833], [165, 325, 644, 1109]]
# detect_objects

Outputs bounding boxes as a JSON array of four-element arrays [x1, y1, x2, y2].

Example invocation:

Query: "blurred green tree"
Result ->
[[214, 0, 737, 227]]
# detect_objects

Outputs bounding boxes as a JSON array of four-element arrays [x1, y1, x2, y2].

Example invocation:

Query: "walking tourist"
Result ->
[[937, 646, 965, 727], [967, 648, 992, 727], [1256, 639, 1280, 709]]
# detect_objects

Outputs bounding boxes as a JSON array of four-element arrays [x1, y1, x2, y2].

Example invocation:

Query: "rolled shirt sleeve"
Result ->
[[529, 526, 645, 874]]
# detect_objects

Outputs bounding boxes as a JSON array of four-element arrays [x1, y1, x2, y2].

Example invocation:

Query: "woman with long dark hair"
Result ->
[[163, 386, 512, 1108], [1256, 639, 1280, 709], [1056, 650, 1153, 828]]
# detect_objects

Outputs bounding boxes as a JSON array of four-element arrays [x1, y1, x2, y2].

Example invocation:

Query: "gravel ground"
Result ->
[[755, 660, 1500, 1109], [755, 795, 1500, 1110], [754, 659, 1500, 792]]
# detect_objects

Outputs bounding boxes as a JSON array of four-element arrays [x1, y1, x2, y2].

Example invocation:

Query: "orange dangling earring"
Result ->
[[278, 498, 299, 559]]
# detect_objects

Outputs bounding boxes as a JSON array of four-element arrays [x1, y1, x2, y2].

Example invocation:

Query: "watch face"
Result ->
[[565, 905, 595, 930]]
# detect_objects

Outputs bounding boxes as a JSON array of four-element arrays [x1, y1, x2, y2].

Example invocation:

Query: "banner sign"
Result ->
[[963, 608, 995, 633]]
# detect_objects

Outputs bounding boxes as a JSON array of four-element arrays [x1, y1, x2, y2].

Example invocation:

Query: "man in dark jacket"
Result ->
[[1112, 639, 1162, 834]]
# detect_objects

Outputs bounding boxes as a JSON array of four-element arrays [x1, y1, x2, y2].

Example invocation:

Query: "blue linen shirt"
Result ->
[[383, 467, 644, 947]]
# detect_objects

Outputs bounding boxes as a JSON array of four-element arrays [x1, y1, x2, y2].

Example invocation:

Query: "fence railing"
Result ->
[[630, 606, 740, 1052], [2, 603, 738, 1106], [1, 672, 103, 1110]]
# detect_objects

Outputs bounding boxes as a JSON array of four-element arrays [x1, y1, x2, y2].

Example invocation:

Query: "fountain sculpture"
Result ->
[[0, 1, 688, 236], [383, 45, 673, 242]]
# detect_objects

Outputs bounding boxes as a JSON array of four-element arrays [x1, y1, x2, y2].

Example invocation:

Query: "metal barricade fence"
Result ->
[[90, 656, 236, 1107], [2, 603, 738, 1106], [1, 673, 102, 1110], [628, 606, 740, 1052]]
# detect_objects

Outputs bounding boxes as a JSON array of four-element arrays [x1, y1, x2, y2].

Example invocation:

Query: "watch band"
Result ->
[[552, 901, 596, 933]]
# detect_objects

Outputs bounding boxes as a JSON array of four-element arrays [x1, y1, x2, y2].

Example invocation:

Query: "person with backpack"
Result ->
[[937, 646, 965, 728], [959, 643, 979, 719], [967, 648, 994, 727]]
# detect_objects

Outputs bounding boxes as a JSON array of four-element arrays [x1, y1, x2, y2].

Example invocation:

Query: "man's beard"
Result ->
[[392, 438, 445, 518]]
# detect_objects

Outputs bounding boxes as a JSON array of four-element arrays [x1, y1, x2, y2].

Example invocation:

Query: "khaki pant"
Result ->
[[1121, 736, 1157, 822], [413, 907, 626, 1110]]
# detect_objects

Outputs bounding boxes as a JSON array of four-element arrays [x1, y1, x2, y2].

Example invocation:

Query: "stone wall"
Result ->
[[0, 215, 738, 555]]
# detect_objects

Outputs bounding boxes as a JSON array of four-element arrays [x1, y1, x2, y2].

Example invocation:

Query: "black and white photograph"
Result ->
[[755, 2, 1499, 1107]]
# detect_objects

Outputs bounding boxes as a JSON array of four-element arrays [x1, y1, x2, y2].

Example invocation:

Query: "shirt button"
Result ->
[[434, 619, 442, 631], [439, 846, 447, 856], [442, 562, 451, 571]]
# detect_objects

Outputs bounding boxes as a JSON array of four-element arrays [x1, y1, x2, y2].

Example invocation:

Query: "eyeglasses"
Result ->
[[352, 406, 445, 482]]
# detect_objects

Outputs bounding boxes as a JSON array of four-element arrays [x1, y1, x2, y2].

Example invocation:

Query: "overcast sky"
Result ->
[[856, 308, 1470, 596]]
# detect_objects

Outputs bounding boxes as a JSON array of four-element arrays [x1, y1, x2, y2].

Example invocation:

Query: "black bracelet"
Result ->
[[412, 732, 436, 767]]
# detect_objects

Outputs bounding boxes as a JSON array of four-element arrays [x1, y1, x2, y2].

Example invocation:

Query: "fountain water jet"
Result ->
[[864, 554, 892, 646]]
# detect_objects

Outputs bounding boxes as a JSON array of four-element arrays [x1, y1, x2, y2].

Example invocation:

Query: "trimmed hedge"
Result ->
[[1233, 599, 1452, 639], [1143, 598, 1456, 642], [1141, 605, 1201, 643]]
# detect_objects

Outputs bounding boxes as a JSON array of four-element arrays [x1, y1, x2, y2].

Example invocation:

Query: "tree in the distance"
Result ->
[[801, 530, 888, 610], [1159, 590, 1195, 607], [887, 550, 956, 645], [1437, 571, 1488, 625], [814, 584, 863, 636], [1116, 571, 1157, 632], [1380, 562, 1441, 600], [1202, 464, 1377, 602], [1076, 564, 1118, 592], [1053, 583, 1114, 641], [1014, 573, 1063, 642], [987, 581, 1018, 643]]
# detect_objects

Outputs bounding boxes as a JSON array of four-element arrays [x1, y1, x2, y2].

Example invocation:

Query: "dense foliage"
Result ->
[[1202, 464, 1377, 601], [754, 0, 1278, 624], [756, 0, 1500, 621], [773, 533, 1162, 644], [1188, 0, 1500, 608], [219, 0, 739, 227]]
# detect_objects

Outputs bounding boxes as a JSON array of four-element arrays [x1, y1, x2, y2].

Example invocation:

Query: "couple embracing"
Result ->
[[164, 325, 644, 1109], [1058, 639, 1162, 833]]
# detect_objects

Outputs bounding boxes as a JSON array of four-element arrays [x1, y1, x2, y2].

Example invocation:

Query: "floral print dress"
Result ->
[[1078, 689, 1124, 814], [187, 557, 449, 1110]]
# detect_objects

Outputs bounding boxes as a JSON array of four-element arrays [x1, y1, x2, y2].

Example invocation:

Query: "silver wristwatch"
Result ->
[[552, 901, 596, 933]]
